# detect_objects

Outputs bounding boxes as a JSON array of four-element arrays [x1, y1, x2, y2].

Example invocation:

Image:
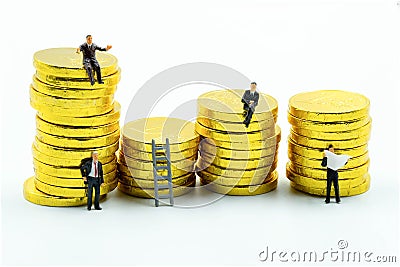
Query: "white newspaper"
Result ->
[[324, 150, 351, 171]]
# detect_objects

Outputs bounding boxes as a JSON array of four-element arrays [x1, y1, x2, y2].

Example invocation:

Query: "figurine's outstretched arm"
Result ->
[[76, 47, 80, 54]]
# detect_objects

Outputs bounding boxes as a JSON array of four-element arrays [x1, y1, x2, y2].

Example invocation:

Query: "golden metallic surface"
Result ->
[[197, 169, 275, 187], [23, 177, 106, 207], [33, 48, 118, 78], [197, 89, 278, 121], [118, 152, 196, 172], [122, 117, 199, 145], [119, 173, 195, 188], [290, 175, 370, 197], [287, 113, 371, 132], [199, 142, 278, 160], [288, 151, 369, 170], [34, 170, 117, 187], [33, 157, 116, 178], [288, 90, 370, 122], [36, 116, 119, 138], [32, 77, 117, 99], [118, 162, 191, 179], [200, 171, 278, 196], [286, 168, 369, 189], [197, 116, 275, 133], [35, 68, 121, 89], [290, 130, 370, 149], [195, 122, 275, 142], [36, 102, 121, 127], [199, 126, 281, 150], [32, 145, 116, 167], [197, 160, 277, 179], [34, 138, 118, 159], [30, 87, 114, 108], [287, 161, 369, 179], [198, 152, 277, 170], [291, 121, 371, 140], [287, 139, 368, 159], [198, 107, 278, 124], [36, 129, 120, 148], [121, 137, 199, 153], [118, 179, 195, 198], [31, 98, 114, 117], [121, 144, 198, 162], [34, 177, 118, 198]]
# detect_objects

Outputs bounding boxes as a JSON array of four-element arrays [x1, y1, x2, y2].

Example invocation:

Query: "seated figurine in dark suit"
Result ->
[[241, 82, 260, 128]]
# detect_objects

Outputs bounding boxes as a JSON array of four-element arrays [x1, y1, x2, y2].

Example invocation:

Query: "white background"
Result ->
[[1, 0, 399, 265]]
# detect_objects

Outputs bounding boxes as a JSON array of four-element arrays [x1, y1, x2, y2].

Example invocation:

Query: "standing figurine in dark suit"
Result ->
[[76, 35, 112, 85], [241, 82, 260, 128], [80, 151, 104, 211]]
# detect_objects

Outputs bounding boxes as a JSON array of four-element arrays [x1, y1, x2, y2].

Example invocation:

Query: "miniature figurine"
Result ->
[[80, 151, 104, 210], [241, 82, 260, 128]]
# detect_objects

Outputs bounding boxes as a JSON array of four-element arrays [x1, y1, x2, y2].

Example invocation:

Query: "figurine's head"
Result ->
[[328, 144, 334, 152], [250, 82, 257, 91], [86, 35, 93, 44], [92, 151, 98, 161]]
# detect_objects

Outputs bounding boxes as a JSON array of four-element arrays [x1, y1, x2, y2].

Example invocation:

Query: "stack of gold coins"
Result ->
[[195, 89, 280, 195], [23, 48, 121, 207], [286, 90, 372, 197], [117, 117, 199, 198]]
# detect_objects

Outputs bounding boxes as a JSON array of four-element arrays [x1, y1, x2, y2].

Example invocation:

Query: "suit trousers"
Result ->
[[326, 168, 340, 202], [87, 176, 101, 208], [243, 104, 255, 125], [83, 59, 102, 83]]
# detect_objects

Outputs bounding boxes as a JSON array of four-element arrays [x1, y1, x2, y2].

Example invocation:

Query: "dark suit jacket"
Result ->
[[80, 159, 104, 184], [79, 43, 106, 63], [241, 90, 260, 110]]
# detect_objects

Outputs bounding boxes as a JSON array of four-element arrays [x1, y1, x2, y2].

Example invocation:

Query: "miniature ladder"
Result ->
[[151, 138, 174, 207]]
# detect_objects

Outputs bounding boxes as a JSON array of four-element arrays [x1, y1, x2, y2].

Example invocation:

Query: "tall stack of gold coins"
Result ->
[[23, 48, 121, 207], [286, 90, 371, 196], [117, 117, 199, 198], [195, 89, 281, 195]]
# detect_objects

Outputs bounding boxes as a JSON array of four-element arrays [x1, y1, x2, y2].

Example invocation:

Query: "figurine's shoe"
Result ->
[[95, 206, 102, 210], [98, 80, 105, 84], [90, 80, 95, 86], [325, 200, 330, 204], [87, 207, 91, 211]]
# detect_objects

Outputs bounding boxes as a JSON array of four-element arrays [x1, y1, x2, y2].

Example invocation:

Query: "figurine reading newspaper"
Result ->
[[323, 150, 351, 171]]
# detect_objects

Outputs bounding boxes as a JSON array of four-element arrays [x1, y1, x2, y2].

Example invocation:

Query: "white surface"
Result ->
[[1, 0, 399, 265]]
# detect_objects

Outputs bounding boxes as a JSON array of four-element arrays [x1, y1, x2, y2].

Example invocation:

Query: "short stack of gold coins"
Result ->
[[117, 117, 199, 198], [286, 90, 372, 196], [195, 89, 281, 195], [23, 47, 121, 206]]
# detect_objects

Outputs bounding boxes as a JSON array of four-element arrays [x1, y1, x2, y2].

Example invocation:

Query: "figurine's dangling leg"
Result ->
[[84, 62, 95, 86], [93, 61, 104, 84]]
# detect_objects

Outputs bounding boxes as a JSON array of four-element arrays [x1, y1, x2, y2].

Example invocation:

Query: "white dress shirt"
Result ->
[[88, 160, 99, 177]]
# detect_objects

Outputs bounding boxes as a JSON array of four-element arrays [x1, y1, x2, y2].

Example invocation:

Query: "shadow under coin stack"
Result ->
[[286, 90, 371, 197], [23, 48, 121, 206], [117, 117, 199, 198], [195, 89, 281, 195]]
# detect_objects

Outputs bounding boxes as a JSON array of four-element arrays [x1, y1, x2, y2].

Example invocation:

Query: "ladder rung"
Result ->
[[157, 184, 170, 190], [155, 166, 168, 170], [155, 156, 168, 161], [158, 194, 171, 199], [154, 146, 165, 150], [155, 175, 169, 180]]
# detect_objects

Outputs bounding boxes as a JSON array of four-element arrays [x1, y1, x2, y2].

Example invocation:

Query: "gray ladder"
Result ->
[[151, 138, 174, 207]]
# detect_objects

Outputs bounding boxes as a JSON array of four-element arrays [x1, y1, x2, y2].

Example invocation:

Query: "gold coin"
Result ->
[[118, 162, 190, 179], [287, 161, 369, 179], [120, 143, 198, 162], [288, 90, 370, 122], [121, 137, 199, 153], [197, 116, 275, 133], [291, 120, 371, 140], [33, 48, 118, 78], [290, 175, 370, 196], [117, 179, 195, 198], [23, 177, 107, 207], [198, 152, 277, 170], [118, 152, 196, 172], [32, 77, 117, 99], [287, 113, 370, 132], [288, 151, 369, 169], [36, 116, 119, 138], [32, 144, 116, 167], [36, 129, 120, 148], [34, 170, 117, 187], [33, 138, 118, 159], [287, 138, 368, 159], [34, 177, 118, 198], [200, 171, 278, 196], [286, 168, 369, 189], [33, 157, 117, 178], [289, 130, 370, 149], [35, 68, 121, 89], [37, 102, 121, 127], [30, 86, 114, 108], [195, 122, 275, 142], [197, 89, 278, 121], [119, 173, 195, 188]]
